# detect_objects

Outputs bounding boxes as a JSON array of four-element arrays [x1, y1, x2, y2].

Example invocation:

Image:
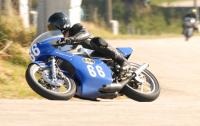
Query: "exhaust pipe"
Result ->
[[99, 83, 123, 93], [100, 63, 149, 93]]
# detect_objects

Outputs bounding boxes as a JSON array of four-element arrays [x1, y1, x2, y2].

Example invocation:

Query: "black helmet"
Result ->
[[48, 12, 71, 33]]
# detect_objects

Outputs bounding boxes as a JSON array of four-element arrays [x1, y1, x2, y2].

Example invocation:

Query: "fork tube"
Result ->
[[51, 57, 57, 81]]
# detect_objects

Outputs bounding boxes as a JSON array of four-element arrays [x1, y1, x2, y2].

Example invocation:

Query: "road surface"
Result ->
[[1, 36, 200, 126]]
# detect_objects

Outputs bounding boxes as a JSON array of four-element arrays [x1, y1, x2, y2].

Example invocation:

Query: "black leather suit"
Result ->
[[68, 23, 128, 67]]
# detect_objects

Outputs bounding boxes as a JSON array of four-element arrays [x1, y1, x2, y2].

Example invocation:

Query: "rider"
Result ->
[[183, 9, 199, 32], [47, 12, 131, 77], [184, 9, 197, 19]]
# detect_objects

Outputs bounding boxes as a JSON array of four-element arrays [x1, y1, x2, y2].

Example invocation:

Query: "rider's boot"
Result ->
[[89, 37, 132, 78], [114, 51, 132, 79]]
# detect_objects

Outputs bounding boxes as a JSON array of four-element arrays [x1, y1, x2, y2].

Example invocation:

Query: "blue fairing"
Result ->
[[117, 47, 133, 58], [32, 36, 112, 99], [52, 50, 113, 99]]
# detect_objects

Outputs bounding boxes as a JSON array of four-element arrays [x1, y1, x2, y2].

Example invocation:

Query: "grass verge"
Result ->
[[0, 43, 41, 99], [0, 60, 41, 99], [82, 22, 184, 40]]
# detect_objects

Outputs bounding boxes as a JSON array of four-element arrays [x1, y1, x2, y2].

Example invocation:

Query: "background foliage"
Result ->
[[82, 0, 191, 35]]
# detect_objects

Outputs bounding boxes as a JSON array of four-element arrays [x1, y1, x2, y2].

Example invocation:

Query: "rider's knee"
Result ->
[[90, 37, 108, 49]]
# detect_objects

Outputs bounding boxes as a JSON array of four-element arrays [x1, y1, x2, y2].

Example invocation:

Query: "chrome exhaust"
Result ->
[[99, 83, 123, 93], [100, 63, 149, 93]]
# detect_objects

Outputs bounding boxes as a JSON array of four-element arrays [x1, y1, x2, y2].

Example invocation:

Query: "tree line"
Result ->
[[82, 0, 188, 35]]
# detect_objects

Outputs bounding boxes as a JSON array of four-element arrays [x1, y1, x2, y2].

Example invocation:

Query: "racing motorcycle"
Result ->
[[25, 30, 160, 102], [183, 17, 198, 41]]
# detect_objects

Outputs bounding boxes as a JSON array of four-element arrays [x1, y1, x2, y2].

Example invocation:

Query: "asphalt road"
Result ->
[[1, 36, 200, 126]]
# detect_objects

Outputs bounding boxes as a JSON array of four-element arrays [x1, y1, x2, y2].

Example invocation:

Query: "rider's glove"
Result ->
[[56, 37, 75, 45], [56, 38, 66, 45]]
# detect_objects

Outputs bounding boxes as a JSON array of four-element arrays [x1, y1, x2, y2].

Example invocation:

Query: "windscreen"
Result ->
[[31, 30, 64, 45]]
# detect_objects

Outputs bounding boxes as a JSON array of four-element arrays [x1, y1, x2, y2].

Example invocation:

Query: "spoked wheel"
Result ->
[[26, 63, 76, 100], [120, 63, 160, 102]]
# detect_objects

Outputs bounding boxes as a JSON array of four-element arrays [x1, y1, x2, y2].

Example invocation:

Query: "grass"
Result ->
[[0, 43, 41, 99], [151, 0, 180, 5], [82, 22, 183, 40], [0, 60, 41, 99]]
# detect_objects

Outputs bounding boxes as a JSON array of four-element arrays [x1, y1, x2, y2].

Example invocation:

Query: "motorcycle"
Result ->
[[183, 17, 197, 41], [25, 30, 160, 102]]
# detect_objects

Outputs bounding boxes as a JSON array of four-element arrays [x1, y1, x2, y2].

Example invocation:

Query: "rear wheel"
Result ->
[[120, 63, 160, 102], [26, 63, 76, 100]]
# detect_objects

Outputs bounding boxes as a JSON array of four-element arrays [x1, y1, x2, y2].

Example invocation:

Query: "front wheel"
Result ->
[[184, 27, 193, 41], [25, 63, 76, 100], [120, 63, 160, 102]]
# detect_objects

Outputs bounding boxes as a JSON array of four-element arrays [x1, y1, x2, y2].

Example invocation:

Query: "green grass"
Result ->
[[0, 43, 42, 99], [0, 60, 42, 99], [82, 22, 183, 40], [151, 0, 179, 5]]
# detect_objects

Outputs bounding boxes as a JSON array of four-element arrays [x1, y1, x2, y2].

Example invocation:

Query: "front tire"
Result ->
[[120, 63, 160, 102], [25, 63, 76, 100], [184, 28, 193, 41]]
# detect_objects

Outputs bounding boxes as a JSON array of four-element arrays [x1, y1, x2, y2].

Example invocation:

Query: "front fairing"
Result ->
[[71, 56, 113, 98], [29, 30, 65, 61], [49, 49, 113, 99]]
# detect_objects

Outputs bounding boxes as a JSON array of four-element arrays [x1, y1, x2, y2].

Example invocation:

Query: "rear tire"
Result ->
[[26, 63, 76, 100], [120, 63, 160, 102]]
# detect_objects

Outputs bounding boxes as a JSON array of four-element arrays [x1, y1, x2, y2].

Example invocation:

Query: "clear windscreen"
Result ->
[[31, 30, 64, 45]]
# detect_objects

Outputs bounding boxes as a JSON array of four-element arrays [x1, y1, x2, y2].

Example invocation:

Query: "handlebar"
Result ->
[[55, 37, 80, 47]]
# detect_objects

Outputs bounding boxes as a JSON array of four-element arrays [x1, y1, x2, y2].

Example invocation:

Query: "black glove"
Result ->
[[56, 37, 75, 45], [56, 38, 66, 46]]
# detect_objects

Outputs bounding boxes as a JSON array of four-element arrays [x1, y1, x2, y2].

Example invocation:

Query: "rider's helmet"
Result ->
[[192, 9, 197, 14], [47, 12, 71, 33]]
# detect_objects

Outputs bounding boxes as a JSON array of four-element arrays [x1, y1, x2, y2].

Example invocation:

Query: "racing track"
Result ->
[[1, 36, 200, 126]]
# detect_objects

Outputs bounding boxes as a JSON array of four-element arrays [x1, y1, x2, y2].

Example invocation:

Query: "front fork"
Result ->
[[133, 63, 149, 84], [51, 56, 57, 82], [50, 56, 66, 86]]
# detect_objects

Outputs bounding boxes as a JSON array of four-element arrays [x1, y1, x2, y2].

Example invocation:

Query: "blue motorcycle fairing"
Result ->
[[51, 49, 113, 99], [117, 47, 133, 58], [30, 36, 68, 62], [33, 37, 113, 99]]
